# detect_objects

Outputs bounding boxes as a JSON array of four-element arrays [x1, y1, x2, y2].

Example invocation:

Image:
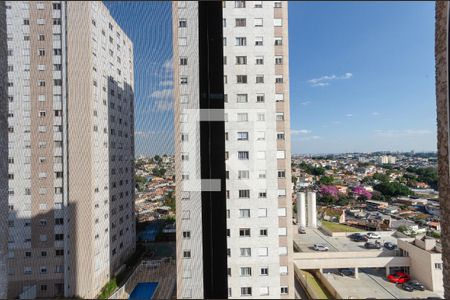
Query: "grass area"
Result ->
[[321, 220, 360, 233], [98, 278, 118, 299], [301, 270, 329, 299]]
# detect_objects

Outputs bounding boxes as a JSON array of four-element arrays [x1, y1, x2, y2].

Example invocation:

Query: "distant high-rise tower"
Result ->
[[5, 1, 135, 298], [173, 1, 293, 298]]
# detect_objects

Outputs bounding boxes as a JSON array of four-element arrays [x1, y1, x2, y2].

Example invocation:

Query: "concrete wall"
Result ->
[[435, 1, 450, 298]]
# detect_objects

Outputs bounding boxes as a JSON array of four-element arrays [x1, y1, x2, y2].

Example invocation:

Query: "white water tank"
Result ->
[[307, 191, 317, 228], [296, 192, 306, 228]]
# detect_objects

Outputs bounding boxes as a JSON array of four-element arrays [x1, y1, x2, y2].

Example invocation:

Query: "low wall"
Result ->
[[319, 226, 395, 237], [313, 270, 342, 299], [294, 268, 326, 299]]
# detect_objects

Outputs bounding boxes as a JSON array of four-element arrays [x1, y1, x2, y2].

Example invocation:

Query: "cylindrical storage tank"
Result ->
[[296, 192, 306, 228], [307, 191, 317, 228]]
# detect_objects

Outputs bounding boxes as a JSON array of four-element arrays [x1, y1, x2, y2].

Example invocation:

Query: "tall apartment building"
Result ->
[[5, 1, 135, 298], [1, 1, 9, 297], [173, 1, 293, 298]]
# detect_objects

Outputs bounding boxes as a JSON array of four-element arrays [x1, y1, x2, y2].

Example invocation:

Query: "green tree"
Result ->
[[374, 182, 412, 198], [372, 173, 390, 183], [319, 176, 334, 185]]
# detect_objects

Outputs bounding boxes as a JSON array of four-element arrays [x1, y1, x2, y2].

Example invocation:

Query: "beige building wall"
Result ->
[[398, 239, 443, 293], [5, 1, 135, 298], [435, 1, 450, 298]]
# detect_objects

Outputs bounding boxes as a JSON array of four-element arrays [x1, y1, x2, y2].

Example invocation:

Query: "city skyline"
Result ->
[[104, 1, 437, 156]]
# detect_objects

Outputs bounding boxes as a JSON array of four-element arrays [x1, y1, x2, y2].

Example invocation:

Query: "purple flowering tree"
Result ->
[[352, 186, 372, 200]]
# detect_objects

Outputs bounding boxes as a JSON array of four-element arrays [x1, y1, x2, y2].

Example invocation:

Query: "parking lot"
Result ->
[[323, 268, 442, 299], [293, 227, 399, 254]]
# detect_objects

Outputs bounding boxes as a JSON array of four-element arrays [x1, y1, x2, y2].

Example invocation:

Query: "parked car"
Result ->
[[364, 241, 382, 249], [313, 244, 329, 251], [408, 280, 425, 291], [348, 233, 361, 239], [366, 232, 381, 239], [350, 234, 368, 242], [338, 268, 355, 277], [384, 242, 397, 250], [387, 271, 410, 284], [298, 227, 306, 234], [401, 282, 415, 292]]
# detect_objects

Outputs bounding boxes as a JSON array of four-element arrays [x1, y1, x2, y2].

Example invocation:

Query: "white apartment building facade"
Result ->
[[5, 1, 135, 298], [173, 1, 293, 298]]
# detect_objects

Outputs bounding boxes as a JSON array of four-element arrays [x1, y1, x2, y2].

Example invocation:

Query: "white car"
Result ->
[[366, 232, 381, 239], [313, 244, 329, 251]]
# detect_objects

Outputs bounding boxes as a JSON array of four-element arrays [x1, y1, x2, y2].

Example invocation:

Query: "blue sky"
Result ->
[[105, 1, 436, 155]]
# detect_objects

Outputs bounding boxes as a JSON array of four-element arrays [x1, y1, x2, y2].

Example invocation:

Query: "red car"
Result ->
[[387, 272, 410, 284]]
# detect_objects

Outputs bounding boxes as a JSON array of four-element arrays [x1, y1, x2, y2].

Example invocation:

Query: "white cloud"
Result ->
[[374, 129, 432, 138], [332, 121, 342, 125], [308, 72, 353, 87], [346, 113, 353, 117], [135, 130, 155, 138], [153, 98, 173, 111], [372, 112, 380, 116], [292, 129, 312, 135], [159, 80, 173, 87], [302, 135, 322, 141], [300, 101, 311, 106], [150, 88, 172, 98]]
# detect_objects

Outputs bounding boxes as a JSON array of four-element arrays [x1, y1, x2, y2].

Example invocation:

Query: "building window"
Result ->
[[237, 132, 249, 141], [275, 56, 283, 64], [236, 37, 247, 46], [237, 113, 248, 122], [241, 287, 252, 296], [254, 18, 263, 27], [237, 75, 247, 83], [238, 170, 249, 179], [275, 37, 283, 46], [239, 209, 250, 218], [223, 18, 226, 27], [239, 228, 251, 237], [281, 287, 288, 294], [260, 267, 269, 276], [183, 250, 191, 259], [180, 76, 188, 84], [260, 228, 268, 236], [255, 37, 263, 46], [435, 263, 443, 270], [235, 18, 246, 27], [240, 248, 251, 257], [238, 151, 249, 160], [237, 94, 248, 103], [180, 57, 188, 65], [255, 56, 264, 65], [256, 75, 264, 83], [274, 1, 282, 8], [275, 75, 284, 83], [240, 267, 252, 277], [274, 18, 282, 26], [40, 285, 47, 291], [235, 1, 245, 8], [183, 231, 190, 239], [236, 56, 247, 65], [179, 19, 187, 27]]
